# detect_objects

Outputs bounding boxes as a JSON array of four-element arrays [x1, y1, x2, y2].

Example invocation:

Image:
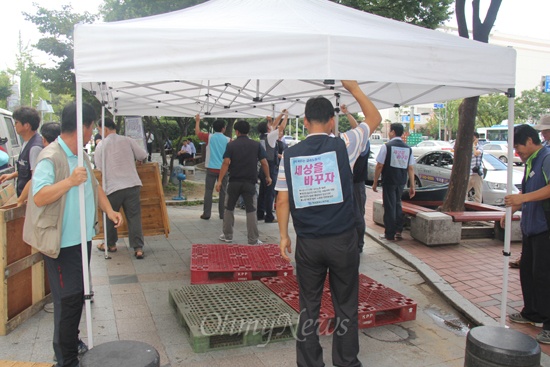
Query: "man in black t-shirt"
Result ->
[[216, 120, 271, 244]]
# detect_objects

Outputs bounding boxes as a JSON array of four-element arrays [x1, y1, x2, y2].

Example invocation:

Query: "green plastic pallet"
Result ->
[[169, 281, 299, 353]]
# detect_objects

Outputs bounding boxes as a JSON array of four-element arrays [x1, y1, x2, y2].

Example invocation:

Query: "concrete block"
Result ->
[[494, 212, 522, 242], [411, 212, 461, 246], [373, 199, 384, 226]]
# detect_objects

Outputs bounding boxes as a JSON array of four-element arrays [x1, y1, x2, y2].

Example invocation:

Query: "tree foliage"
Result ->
[[475, 93, 508, 127], [100, 0, 208, 21], [0, 72, 12, 109], [23, 5, 97, 96], [516, 88, 550, 123], [333, 0, 453, 29]]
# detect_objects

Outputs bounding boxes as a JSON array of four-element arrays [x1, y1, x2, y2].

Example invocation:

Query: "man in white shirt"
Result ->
[[95, 117, 148, 259]]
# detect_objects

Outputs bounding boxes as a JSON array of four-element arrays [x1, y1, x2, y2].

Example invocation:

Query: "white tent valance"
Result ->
[[74, 0, 516, 118]]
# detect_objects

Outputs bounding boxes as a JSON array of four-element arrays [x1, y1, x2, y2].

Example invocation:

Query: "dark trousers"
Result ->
[[222, 181, 259, 244], [257, 160, 278, 221], [146, 142, 153, 162], [106, 186, 144, 250], [353, 182, 366, 251], [382, 184, 405, 239], [44, 242, 91, 367], [295, 229, 362, 367], [178, 153, 192, 165], [202, 169, 227, 219], [520, 231, 550, 330]]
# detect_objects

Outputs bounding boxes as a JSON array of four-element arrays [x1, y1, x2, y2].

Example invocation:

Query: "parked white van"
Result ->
[[0, 108, 22, 173]]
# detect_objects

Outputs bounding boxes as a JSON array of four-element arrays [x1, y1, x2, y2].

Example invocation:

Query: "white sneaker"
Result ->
[[219, 234, 232, 243], [43, 302, 54, 313], [251, 239, 264, 245]]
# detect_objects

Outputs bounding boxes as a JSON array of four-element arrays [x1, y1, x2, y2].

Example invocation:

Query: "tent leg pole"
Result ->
[[500, 89, 515, 327], [77, 84, 95, 348]]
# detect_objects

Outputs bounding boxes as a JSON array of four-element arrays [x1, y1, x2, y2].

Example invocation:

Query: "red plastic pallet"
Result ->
[[190, 244, 294, 284], [260, 276, 334, 335], [261, 274, 417, 333], [357, 274, 417, 328]]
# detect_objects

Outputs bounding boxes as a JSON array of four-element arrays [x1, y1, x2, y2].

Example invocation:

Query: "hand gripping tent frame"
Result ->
[[73, 0, 517, 346]]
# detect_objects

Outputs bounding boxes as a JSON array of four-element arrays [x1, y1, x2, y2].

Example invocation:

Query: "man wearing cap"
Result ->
[[534, 115, 550, 148]]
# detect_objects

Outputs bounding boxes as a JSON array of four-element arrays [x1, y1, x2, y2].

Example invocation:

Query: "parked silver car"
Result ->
[[481, 143, 522, 165], [413, 150, 522, 206], [411, 140, 453, 157]]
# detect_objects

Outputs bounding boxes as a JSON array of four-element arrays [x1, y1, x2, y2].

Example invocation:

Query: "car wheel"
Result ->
[[514, 162, 523, 166], [499, 156, 508, 163]]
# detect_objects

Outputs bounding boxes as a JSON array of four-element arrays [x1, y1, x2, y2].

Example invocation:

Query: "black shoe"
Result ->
[[200, 214, 210, 220]]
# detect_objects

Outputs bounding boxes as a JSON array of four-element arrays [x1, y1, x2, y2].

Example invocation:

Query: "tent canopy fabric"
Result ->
[[74, 0, 516, 118]]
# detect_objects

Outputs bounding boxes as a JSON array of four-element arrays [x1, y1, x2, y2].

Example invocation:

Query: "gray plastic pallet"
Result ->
[[169, 281, 299, 353]]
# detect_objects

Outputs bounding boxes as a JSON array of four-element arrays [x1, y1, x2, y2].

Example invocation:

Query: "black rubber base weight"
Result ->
[[465, 326, 541, 367], [80, 340, 160, 367]]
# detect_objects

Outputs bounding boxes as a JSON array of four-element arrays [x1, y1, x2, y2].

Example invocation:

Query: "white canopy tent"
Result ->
[[73, 0, 516, 118], [73, 0, 518, 346]]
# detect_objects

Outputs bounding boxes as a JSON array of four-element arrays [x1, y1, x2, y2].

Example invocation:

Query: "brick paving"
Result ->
[[365, 188, 550, 356]]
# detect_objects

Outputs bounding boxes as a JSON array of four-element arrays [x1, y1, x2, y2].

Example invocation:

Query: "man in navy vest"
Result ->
[[502, 124, 550, 345], [257, 110, 288, 223], [372, 123, 415, 240], [0, 106, 43, 196], [276, 80, 381, 367]]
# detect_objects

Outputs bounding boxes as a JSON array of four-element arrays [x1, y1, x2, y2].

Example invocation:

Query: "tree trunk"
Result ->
[[225, 119, 235, 138], [441, 0, 501, 211], [440, 96, 479, 212]]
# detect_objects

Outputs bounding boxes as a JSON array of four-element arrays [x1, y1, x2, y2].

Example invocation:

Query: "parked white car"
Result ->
[[411, 140, 453, 157], [366, 144, 382, 185], [283, 135, 300, 147], [413, 150, 522, 206], [481, 143, 522, 165]]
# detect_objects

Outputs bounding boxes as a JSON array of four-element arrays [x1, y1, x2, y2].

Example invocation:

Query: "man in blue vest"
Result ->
[[276, 80, 381, 367], [502, 124, 550, 345], [372, 123, 416, 240], [0, 106, 43, 196], [257, 110, 288, 223]]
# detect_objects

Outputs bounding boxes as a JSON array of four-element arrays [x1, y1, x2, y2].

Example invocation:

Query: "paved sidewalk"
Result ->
[[1, 162, 548, 366], [365, 187, 550, 358]]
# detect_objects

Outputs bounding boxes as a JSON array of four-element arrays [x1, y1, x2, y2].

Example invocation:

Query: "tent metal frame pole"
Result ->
[[499, 89, 515, 327], [100, 107, 110, 260], [76, 83, 94, 347]]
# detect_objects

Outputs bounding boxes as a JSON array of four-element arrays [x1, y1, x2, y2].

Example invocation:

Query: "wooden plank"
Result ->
[[0, 192, 7, 335], [464, 202, 506, 212], [0, 205, 49, 336], [402, 200, 443, 207], [93, 163, 170, 240], [4, 252, 43, 279], [0, 360, 54, 366], [445, 211, 520, 222], [401, 202, 436, 216]]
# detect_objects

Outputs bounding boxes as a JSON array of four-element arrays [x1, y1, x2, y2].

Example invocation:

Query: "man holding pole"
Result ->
[[23, 103, 123, 367]]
